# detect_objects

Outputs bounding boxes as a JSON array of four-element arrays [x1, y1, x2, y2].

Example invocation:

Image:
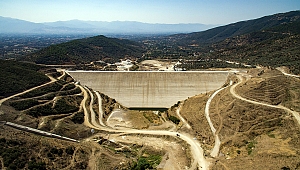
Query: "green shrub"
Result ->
[[71, 112, 84, 124], [131, 155, 161, 170], [169, 115, 180, 125], [247, 141, 256, 155], [66, 146, 75, 155]]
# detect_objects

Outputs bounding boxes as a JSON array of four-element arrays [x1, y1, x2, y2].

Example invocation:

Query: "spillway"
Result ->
[[67, 71, 229, 108]]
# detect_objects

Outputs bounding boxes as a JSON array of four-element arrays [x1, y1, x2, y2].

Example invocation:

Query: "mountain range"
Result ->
[[0, 16, 215, 35]]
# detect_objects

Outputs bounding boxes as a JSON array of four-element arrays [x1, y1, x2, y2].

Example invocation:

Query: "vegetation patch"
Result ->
[[25, 96, 80, 117], [0, 138, 39, 170], [10, 99, 39, 111], [131, 154, 162, 170], [168, 115, 180, 125], [20, 81, 63, 98], [71, 111, 85, 124], [0, 60, 49, 97], [61, 83, 76, 91], [246, 141, 256, 155]]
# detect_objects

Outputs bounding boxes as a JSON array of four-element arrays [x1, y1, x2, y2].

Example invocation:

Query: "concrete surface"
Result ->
[[67, 71, 229, 108], [4, 121, 79, 142]]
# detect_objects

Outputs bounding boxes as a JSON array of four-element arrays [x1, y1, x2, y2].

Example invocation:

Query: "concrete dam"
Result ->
[[67, 71, 229, 108]]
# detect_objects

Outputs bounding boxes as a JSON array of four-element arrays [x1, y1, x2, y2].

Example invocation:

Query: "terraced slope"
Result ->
[[175, 68, 300, 170], [236, 69, 288, 105], [0, 71, 162, 170]]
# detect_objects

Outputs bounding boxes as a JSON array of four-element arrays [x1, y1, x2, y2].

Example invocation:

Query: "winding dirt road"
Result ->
[[204, 81, 232, 158], [0, 71, 66, 108], [230, 74, 300, 126], [77, 84, 210, 170], [176, 102, 192, 129], [0, 74, 56, 108], [95, 92, 105, 126], [277, 67, 300, 78], [205, 87, 225, 158]]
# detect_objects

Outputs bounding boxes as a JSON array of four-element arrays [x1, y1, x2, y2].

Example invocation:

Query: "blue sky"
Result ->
[[0, 0, 299, 24]]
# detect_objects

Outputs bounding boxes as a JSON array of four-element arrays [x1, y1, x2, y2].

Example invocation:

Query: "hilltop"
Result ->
[[24, 35, 145, 64]]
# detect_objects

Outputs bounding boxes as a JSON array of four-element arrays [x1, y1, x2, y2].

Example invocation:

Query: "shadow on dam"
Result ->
[[66, 71, 231, 108]]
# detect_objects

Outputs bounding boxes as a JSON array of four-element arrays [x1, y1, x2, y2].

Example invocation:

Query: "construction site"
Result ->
[[0, 62, 300, 170]]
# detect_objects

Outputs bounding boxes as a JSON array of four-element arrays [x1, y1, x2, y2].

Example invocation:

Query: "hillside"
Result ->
[[24, 35, 145, 64], [173, 68, 300, 169], [142, 11, 300, 74], [0, 60, 50, 98], [170, 10, 300, 45], [210, 21, 300, 74]]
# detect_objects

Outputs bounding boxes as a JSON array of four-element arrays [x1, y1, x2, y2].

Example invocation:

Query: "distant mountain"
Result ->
[[170, 10, 300, 45], [23, 35, 145, 64], [0, 16, 215, 35], [0, 16, 50, 34], [44, 20, 215, 34]]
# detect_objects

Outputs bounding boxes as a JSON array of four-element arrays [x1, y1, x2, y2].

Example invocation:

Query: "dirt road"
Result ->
[[176, 103, 192, 129], [0, 75, 57, 108], [230, 74, 300, 126], [277, 67, 300, 78], [78, 84, 210, 170], [205, 86, 227, 157], [95, 92, 105, 126]]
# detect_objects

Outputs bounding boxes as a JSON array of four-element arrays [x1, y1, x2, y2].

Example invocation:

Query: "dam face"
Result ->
[[67, 71, 229, 108]]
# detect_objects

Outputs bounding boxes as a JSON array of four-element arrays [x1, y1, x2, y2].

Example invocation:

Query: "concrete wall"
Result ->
[[67, 71, 229, 108]]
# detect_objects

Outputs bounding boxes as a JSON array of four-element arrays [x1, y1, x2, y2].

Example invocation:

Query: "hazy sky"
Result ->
[[1, 0, 299, 25]]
